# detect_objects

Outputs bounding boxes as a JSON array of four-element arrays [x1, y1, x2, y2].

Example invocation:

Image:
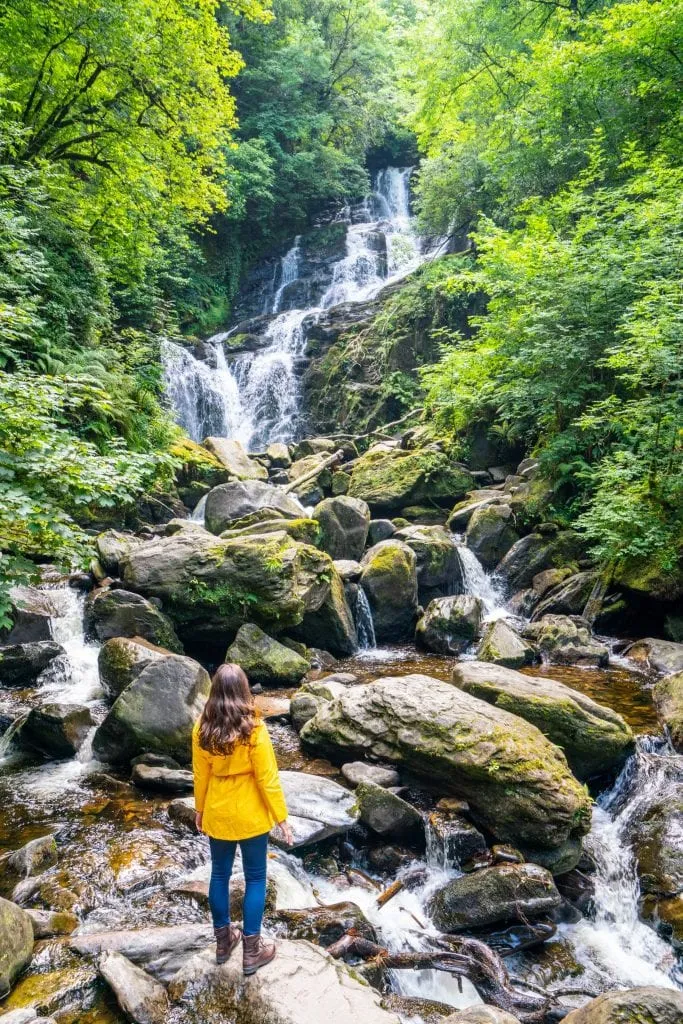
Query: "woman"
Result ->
[[193, 663, 293, 974]]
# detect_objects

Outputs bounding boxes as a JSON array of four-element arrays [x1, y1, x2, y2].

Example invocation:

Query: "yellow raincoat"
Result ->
[[192, 718, 288, 841]]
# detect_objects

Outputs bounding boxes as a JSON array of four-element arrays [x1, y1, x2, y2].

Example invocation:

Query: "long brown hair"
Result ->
[[198, 663, 259, 755]]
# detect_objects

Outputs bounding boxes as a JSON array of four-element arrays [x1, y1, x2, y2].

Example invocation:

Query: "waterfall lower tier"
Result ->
[[454, 540, 508, 621], [353, 587, 376, 650]]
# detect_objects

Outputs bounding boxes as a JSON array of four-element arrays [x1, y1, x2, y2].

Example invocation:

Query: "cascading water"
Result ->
[[161, 167, 430, 451], [454, 538, 509, 621], [352, 586, 376, 650]]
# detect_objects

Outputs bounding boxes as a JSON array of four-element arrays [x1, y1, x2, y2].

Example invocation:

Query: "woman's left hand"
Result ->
[[195, 811, 203, 833]]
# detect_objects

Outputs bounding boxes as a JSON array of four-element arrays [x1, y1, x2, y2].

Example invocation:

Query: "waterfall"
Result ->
[[41, 587, 102, 706], [353, 587, 376, 649], [161, 167, 427, 451], [454, 540, 508, 621], [190, 493, 208, 524]]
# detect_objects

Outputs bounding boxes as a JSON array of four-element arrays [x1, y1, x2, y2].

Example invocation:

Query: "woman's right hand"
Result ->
[[195, 811, 203, 833], [278, 819, 293, 846]]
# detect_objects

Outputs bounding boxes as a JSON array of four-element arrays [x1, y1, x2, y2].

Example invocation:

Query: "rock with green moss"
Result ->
[[632, 796, 683, 945], [348, 446, 473, 514], [360, 540, 418, 641], [452, 661, 634, 780], [447, 490, 503, 532], [522, 615, 608, 667], [300, 674, 592, 850], [477, 620, 536, 669], [266, 442, 291, 468], [169, 437, 231, 506], [465, 504, 519, 571], [429, 863, 561, 932], [95, 531, 143, 576], [531, 571, 598, 620], [289, 569, 358, 657], [355, 782, 423, 842], [0, 585, 56, 645], [205, 480, 305, 535], [331, 470, 351, 496], [0, 897, 34, 998], [394, 525, 462, 602], [220, 516, 320, 546], [98, 636, 169, 698], [653, 671, 683, 751], [416, 595, 482, 655], [227, 623, 309, 686], [288, 454, 333, 503], [314, 496, 370, 561], [204, 437, 268, 481], [121, 530, 353, 653], [92, 654, 210, 765], [495, 532, 584, 592], [86, 589, 182, 653], [561, 988, 683, 1024]]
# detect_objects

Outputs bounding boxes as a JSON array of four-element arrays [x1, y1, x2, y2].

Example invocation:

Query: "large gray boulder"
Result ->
[[394, 524, 463, 602], [624, 638, 683, 677], [355, 782, 423, 842], [360, 540, 418, 641], [562, 988, 683, 1024], [465, 504, 519, 571], [477, 619, 536, 668], [121, 530, 353, 653], [314, 496, 370, 562], [522, 615, 609, 667], [0, 641, 65, 686], [301, 675, 592, 850], [452, 662, 634, 780], [416, 595, 483, 654], [204, 437, 268, 481], [7, 835, 58, 877], [16, 703, 94, 759], [204, 479, 305, 535], [429, 863, 561, 932], [275, 771, 360, 849], [0, 586, 56, 644], [531, 570, 597, 620], [494, 532, 582, 593], [653, 671, 683, 752], [226, 623, 309, 686], [93, 654, 210, 764], [86, 589, 182, 652], [167, 938, 402, 1024], [98, 637, 169, 698], [95, 530, 143, 576], [0, 897, 34, 997], [98, 950, 169, 1024]]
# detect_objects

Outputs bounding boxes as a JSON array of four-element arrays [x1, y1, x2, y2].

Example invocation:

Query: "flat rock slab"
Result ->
[[168, 938, 402, 1024], [271, 771, 359, 849], [99, 951, 169, 1024], [70, 923, 213, 981]]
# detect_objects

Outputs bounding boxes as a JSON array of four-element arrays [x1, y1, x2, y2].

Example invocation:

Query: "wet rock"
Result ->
[[360, 540, 418, 641], [531, 571, 598, 620], [367, 519, 396, 545], [465, 504, 519, 571], [314, 496, 370, 561], [290, 690, 326, 732], [443, 1008, 522, 1024], [16, 703, 94, 758], [522, 615, 609, 667], [267, 442, 292, 468], [356, 782, 424, 842], [288, 454, 333, 503], [452, 661, 634, 780], [518, 837, 584, 876], [447, 491, 504, 532], [368, 845, 413, 873], [168, 796, 197, 831], [86, 588, 182, 652], [416, 595, 483, 654], [71, 923, 214, 981], [555, 868, 595, 914], [0, 897, 34, 998], [273, 771, 359, 849], [477, 620, 536, 669], [429, 863, 561, 932], [219, 515, 320, 546], [93, 653, 210, 765], [341, 762, 400, 788], [131, 764, 194, 793], [625, 638, 683, 676], [0, 586, 56, 644], [562, 987, 683, 1024], [426, 810, 487, 866], [633, 796, 683, 912], [25, 908, 78, 938], [0, 1012, 56, 1024], [301, 674, 592, 851], [275, 902, 377, 947], [394, 524, 463, 602], [334, 559, 363, 582], [204, 479, 305, 534], [7, 835, 58, 877], [382, 995, 456, 1023], [98, 636, 168, 698], [204, 436, 269, 482], [0, 641, 66, 686], [288, 566, 358, 657], [492, 844, 525, 865], [98, 950, 169, 1024], [168, 938, 402, 1022], [483, 918, 556, 956], [494, 533, 583, 594], [95, 530, 143, 576], [653, 671, 683, 751], [131, 751, 181, 768], [226, 622, 309, 686]]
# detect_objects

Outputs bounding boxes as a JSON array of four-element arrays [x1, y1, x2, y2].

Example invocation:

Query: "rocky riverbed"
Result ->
[[1, 430, 682, 1024]]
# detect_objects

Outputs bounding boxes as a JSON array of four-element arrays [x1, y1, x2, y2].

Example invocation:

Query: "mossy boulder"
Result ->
[[204, 480, 305, 535], [86, 589, 182, 653], [204, 437, 268, 481], [98, 636, 170, 698], [653, 671, 683, 751], [220, 516, 320, 546], [95, 531, 143, 576], [92, 653, 211, 765], [355, 782, 423, 842], [16, 703, 94, 759], [465, 504, 519, 571], [452, 661, 634, 780], [0, 897, 34, 998], [495, 532, 583, 592], [314, 496, 370, 562], [477, 619, 536, 669], [429, 863, 561, 932], [289, 569, 358, 657], [360, 540, 418, 642], [416, 595, 483, 655], [227, 623, 309, 686], [531, 571, 598, 620], [301, 674, 592, 850], [348, 446, 473, 513], [562, 988, 683, 1024], [0, 585, 56, 644], [169, 437, 231, 506], [394, 524, 462, 602], [0, 641, 65, 687], [522, 615, 608, 667]]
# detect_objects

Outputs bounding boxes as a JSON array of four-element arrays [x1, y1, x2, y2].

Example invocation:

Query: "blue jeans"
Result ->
[[208, 833, 269, 935]]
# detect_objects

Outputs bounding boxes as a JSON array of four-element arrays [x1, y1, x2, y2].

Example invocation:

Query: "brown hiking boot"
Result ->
[[242, 932, 276, 975], [215, 924, 242, 964]]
